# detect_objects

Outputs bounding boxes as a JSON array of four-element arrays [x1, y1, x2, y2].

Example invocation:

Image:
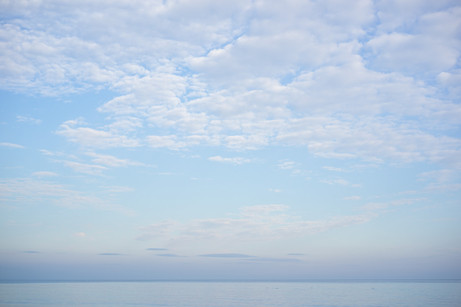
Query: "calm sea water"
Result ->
[[0, 281, 460, 307]]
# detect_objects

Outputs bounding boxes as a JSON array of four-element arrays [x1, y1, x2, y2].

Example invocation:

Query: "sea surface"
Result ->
[[0, 280, 460, 307]]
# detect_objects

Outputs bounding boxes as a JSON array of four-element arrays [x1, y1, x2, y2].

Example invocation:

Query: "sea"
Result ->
[[0, 280, 460, 307]]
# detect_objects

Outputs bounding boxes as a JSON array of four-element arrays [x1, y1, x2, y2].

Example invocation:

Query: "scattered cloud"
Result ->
[[16, 115, 41, 125], [146, 248, 168, 251], [98, 253, 124, 256], [74, 232, 86, 237], [22, 250, 40, 254]]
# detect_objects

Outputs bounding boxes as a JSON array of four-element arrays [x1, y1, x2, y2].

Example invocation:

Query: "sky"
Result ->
[[0, 0, 461, 281]]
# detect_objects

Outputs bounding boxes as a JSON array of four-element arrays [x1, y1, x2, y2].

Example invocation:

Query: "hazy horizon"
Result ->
[[1, 0, 461, 281]]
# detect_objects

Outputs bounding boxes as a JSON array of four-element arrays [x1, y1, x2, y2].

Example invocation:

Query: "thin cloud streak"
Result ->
[[138, 205, 375, 243], [0, 142, 24, 149]]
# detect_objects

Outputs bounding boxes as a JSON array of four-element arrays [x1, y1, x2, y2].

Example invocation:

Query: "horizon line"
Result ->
[[2, 278, 460, 284]]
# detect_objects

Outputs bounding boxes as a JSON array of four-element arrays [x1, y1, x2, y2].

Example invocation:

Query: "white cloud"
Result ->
[[418, 169, 461, 192], [208, 155, 251, 165], [57, 119, 140, 148], [0, 142, 24, 149], [278, 161, 296, 170], [32, 171, 58, 177], [374, 0, 459, 33], [86, 152, 144, 168], [16, 115, 42, 124], [240, 204, 288, 216], [323, 166, 345, 172], [102, 186, 134, 194], [321, 178, 361, 188], [366, 32, 458, 74], [60, 160, 107, 176], [146, 135, 186, 150], [2, 0, 460, 165]]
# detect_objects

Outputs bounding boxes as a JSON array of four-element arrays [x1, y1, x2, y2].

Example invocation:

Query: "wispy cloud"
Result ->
[[0, 142, 24, 149], [197, 253, 303, 263], [418, 169, 460, 185], [277, 160, 302, 175], [198, 253, 303, 263], [156, 253, 182, 257], [32, 171, 58, 177], [208, 155, 251, 165], [362, 198, 425, 211], [323, 166, 346, 172], [16, 115, 41, 125], [321, 178, 361, 188], [57, 119, 139, 149], [86, 152, 145, 168], [0, 177, 132, 213], [278, 161, 296, 170], [138, 205, 374, 243], [243, 257, 303, 263], [343, 196, 361, 201], [60, 160, 107, 176], [199, 253, 255, 258]]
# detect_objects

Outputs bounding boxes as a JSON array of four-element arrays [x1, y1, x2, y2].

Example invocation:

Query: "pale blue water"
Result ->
[[1, 281, 460, 307]]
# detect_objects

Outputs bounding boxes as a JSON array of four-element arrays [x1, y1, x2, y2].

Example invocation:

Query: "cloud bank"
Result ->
[[0, 0, 459, 166]]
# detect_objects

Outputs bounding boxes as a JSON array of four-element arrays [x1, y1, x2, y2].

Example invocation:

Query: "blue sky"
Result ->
[[1, 0, 461, 281]]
